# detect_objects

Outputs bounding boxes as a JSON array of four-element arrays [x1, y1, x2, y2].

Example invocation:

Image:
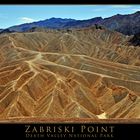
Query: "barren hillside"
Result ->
[[0, 26, 140, 121]]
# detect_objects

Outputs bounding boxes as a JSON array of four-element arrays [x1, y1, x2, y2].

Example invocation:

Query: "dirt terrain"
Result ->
[[0, 26, 140, 121]]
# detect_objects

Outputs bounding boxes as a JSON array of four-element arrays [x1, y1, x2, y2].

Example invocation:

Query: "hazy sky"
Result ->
[[0, 5, 140, 28]]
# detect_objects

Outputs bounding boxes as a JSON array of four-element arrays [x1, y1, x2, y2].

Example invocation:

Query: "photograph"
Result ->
[[0, 4, 140, 139]]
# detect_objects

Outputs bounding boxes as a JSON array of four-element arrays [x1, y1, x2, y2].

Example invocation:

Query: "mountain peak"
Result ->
[[47, 17, 75, 22], [111, 13, 122, 18], [134, 11, 140, 14]]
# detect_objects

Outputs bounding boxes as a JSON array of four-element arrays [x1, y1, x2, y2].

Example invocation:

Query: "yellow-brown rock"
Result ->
[[0, 27, 140, 121]]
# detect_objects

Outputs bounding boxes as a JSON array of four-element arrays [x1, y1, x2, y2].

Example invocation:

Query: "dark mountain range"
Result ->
[[1, 11, 140, 35], [0, 29, 14, 34], [100, 11, 140, 35], [7, 18, 76, 32], [7, 17, 103, 32], [62, 17, 103, 28]]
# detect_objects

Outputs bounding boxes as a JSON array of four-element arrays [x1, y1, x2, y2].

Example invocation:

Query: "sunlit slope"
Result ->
[[0, 27, 140, 120]]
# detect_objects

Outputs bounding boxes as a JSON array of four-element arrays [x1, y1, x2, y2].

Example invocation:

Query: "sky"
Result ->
[[0, 5, 140, 29]]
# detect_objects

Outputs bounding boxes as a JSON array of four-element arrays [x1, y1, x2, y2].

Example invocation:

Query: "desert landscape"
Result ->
[[0, 10, 140, 122]]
